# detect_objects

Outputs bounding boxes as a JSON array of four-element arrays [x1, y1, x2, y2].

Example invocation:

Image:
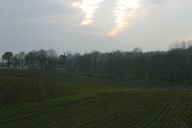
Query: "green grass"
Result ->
[[0, 69, 192, 128]]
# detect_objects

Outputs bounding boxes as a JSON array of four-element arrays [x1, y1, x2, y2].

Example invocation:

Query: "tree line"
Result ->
[[1, 41, 192, 85]]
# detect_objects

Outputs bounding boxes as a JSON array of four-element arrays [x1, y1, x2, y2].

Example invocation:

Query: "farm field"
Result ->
[[0, 70, 192, 128]]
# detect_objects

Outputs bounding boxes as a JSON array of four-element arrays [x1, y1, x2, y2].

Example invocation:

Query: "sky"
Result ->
[[0, 0, 192, 55]]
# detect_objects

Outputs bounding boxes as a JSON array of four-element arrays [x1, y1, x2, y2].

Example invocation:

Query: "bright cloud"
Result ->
[[72, 0, 105, 25], [109, 0, 140, 36], [73, 0, 141, 36]]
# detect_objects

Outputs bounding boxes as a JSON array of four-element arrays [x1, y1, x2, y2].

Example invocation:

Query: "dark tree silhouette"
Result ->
[[2, 52, 13, 68], [2, 41, 192, 85]]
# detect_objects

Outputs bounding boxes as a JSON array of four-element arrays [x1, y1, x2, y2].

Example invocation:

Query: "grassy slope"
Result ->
[[0, 70, 192, 128]]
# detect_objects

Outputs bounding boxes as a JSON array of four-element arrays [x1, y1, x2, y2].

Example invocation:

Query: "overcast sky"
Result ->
[[0, 0, 192, 55]]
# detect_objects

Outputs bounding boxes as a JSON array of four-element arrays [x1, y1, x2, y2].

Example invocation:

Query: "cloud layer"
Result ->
[[73, 0, 141, 36], [0, 0, 192, 54]]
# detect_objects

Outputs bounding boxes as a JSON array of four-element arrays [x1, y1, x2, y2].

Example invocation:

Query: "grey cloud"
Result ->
[[0, 0, 192, 55]]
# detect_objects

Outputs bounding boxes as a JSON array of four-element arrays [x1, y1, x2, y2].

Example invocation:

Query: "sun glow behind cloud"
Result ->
[[109, 0, 140, 36], [72, 0, 105, 25], [73, 0, 141, 36]]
